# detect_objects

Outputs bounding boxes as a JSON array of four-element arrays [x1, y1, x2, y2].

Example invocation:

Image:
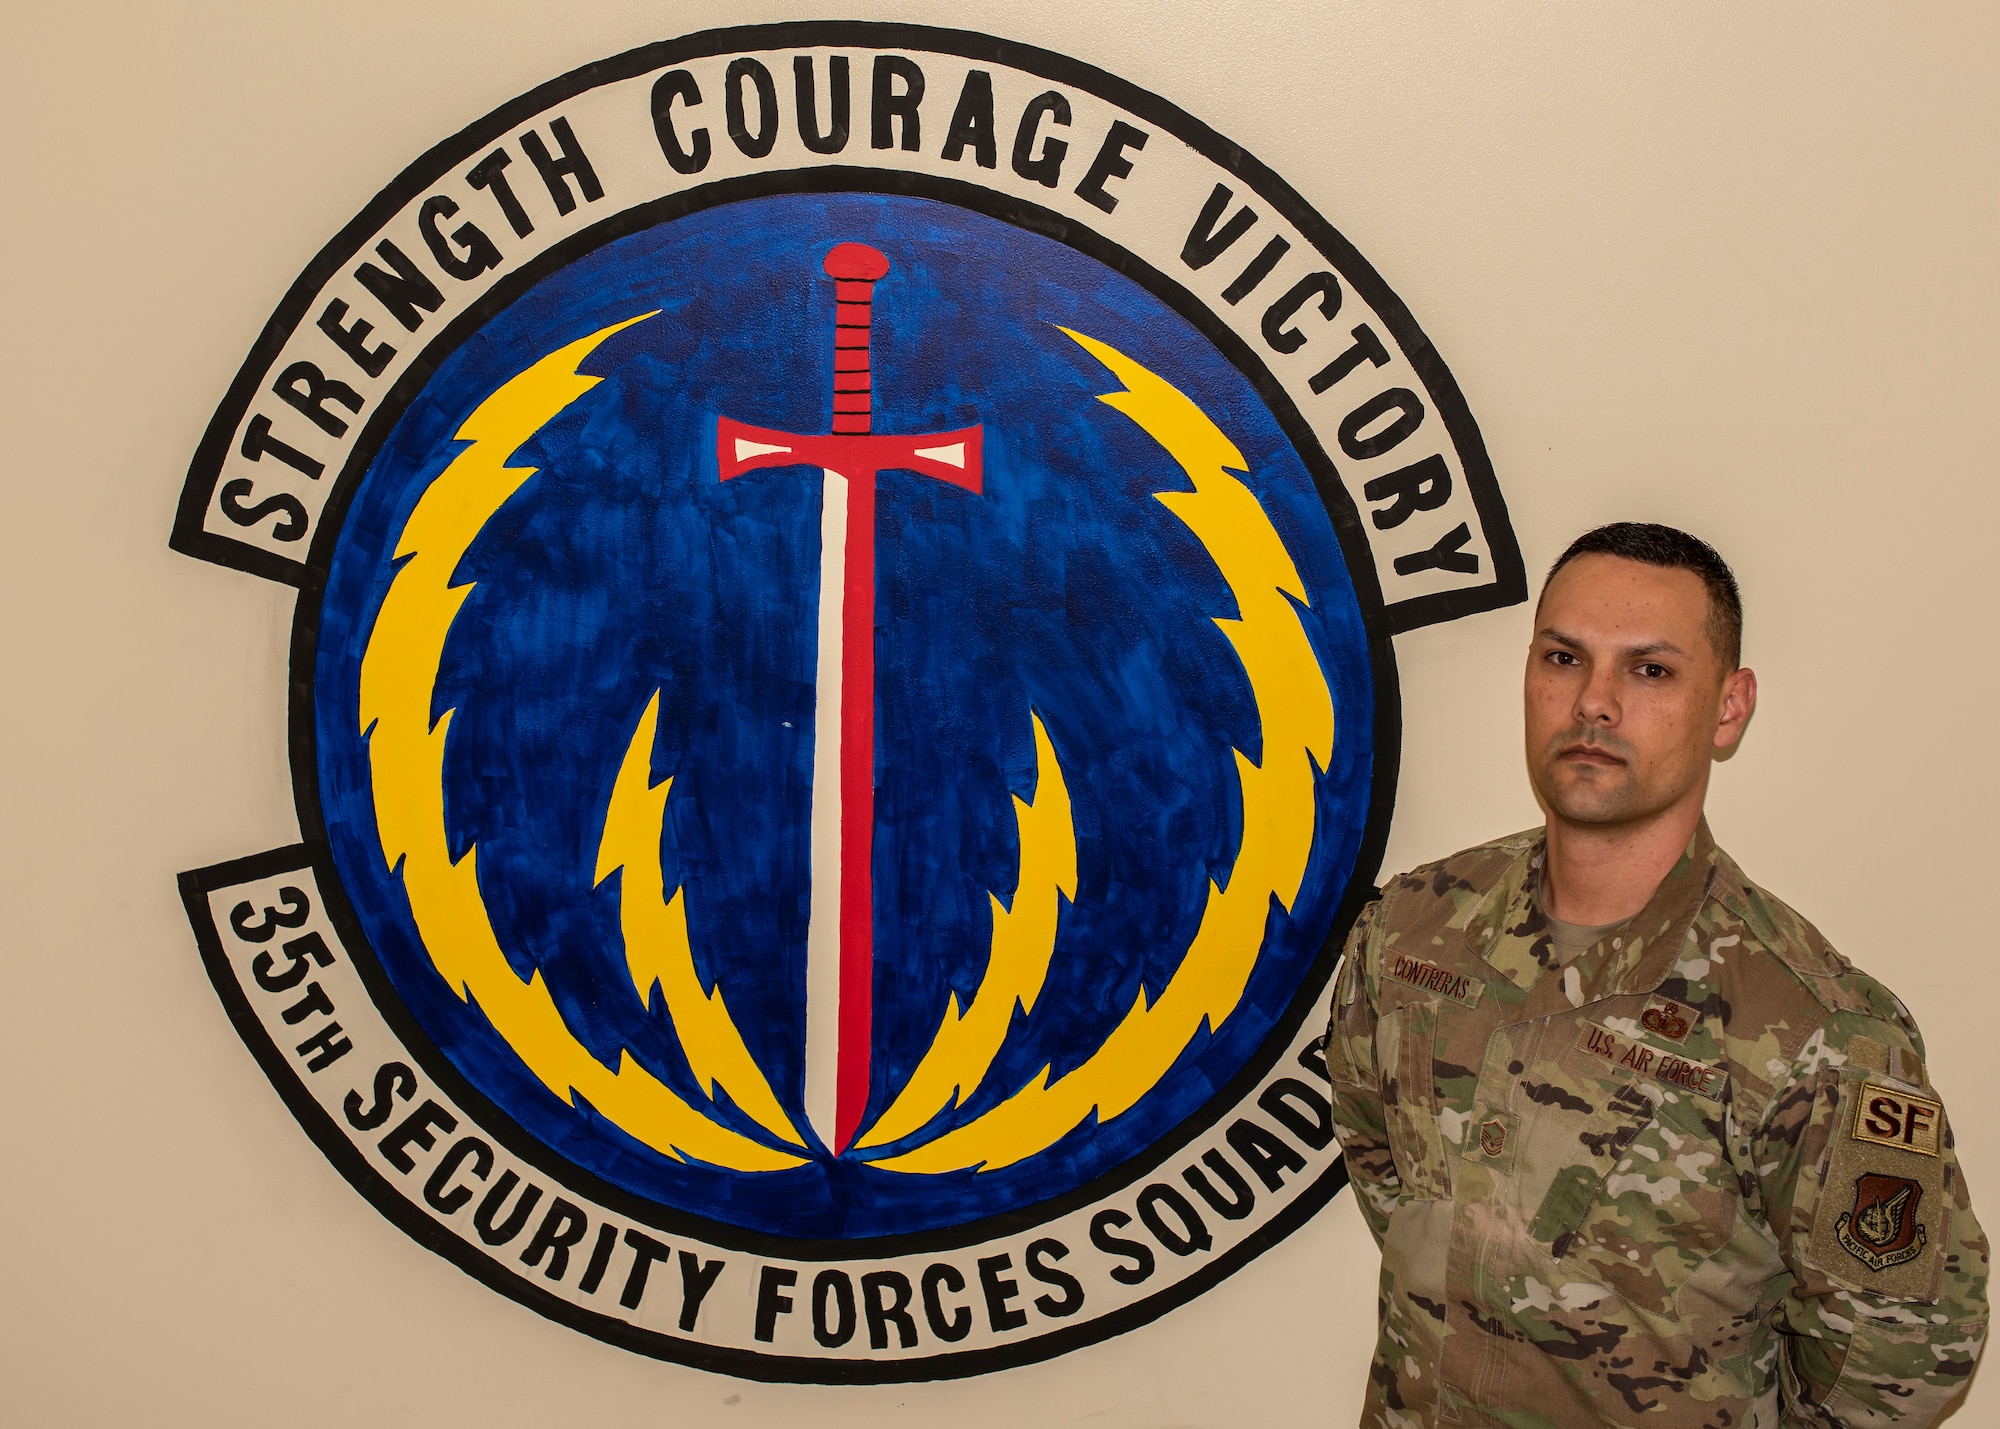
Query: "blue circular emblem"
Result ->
[[312, 190, 1376, 1242]]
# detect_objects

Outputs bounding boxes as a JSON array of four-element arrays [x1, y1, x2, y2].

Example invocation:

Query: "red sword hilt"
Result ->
[[825, 242, 889, 436], [715, 241, 983, 490]]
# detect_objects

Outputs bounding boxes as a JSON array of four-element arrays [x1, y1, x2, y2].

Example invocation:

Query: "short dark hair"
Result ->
[[1542, 522, 1743, 668]]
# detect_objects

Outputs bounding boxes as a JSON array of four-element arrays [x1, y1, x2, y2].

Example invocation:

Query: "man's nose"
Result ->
[[1574, 665, 1619, 724]]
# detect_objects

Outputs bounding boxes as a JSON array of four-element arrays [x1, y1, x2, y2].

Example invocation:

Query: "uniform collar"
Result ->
[[1470, 819, 1718, 1009]]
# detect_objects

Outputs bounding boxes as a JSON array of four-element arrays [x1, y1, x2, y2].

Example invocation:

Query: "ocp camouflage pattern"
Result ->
[[1324, 822, 1988, 1427]]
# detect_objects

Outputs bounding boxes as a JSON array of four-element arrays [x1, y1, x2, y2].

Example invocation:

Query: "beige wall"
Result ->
[[4, 3, 1995, 1424]]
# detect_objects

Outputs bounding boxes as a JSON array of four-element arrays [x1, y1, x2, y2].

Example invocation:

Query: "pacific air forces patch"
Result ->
[[1839, 1174, 1928, 1272], [168, 23, 1522, 1378]]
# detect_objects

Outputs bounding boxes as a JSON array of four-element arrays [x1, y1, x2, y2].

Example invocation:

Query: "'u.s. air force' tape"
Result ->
[[1577, 1022, 1726, 1100]]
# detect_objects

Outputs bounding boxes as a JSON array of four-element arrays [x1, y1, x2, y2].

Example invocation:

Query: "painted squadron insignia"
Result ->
[[167, 23, 1521, 1378]]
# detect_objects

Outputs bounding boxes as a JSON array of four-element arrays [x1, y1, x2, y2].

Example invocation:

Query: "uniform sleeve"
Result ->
[[1324, 897, 1400, 1248], [1751, 1014, 1989, 1426]]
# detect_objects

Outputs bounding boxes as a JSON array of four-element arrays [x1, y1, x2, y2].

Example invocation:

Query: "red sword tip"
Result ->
[[824, 242, 889, 281]]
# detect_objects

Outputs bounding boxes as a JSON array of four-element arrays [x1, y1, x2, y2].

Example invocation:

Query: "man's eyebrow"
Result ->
[[1535, 630, 1690, 660]]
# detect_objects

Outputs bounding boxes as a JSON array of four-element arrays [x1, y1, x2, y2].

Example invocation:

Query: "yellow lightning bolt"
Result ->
[[870, 328, 1334, 1175], [596, 692, 807, 1149], [359, 314, 806, 1173], [853, 710, 1077, 1150]]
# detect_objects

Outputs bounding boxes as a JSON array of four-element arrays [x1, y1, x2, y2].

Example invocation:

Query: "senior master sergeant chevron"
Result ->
[[1325, 523, 1988, 1427]]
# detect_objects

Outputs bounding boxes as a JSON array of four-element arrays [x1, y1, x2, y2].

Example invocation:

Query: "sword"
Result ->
[[717, 242, 984, 1154]]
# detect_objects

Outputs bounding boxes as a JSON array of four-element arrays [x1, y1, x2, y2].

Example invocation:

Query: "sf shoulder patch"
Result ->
[[1852, 1084, 1944, 1157], [166, 22, 1523, 1380], [1811, 1075, 1952, 1300]]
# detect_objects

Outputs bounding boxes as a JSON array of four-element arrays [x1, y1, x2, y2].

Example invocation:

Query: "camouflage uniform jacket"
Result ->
[[1324, 823, 1987, 1427]]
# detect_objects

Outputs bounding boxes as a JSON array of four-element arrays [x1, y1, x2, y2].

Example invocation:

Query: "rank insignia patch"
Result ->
[[1460, 1104, 1516, 1174], [1837, 1174, 1929, 1272], [167, 22, 1521, 1379]]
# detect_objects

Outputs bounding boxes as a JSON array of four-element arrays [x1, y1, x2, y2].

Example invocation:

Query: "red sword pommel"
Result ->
[[712, 243, 984, 1155]]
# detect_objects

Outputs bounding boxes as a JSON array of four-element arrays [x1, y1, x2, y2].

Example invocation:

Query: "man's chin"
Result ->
[[1538, 774, 1643, 827], [1547, 802, 1639, 828]]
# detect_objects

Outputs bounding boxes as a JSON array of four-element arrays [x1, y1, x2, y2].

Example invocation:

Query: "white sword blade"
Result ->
[[803, 469, 847, 1151]]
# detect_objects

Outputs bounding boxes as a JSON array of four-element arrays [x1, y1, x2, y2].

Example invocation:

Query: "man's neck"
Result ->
[[1540, 794, 1706, 927]]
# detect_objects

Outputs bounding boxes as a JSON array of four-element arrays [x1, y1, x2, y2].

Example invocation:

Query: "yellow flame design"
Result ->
[[359, 314, 806, 1173], [868, 329, 1335, 1174], [854, 711, 1077, 1150], [595, 692, 807, 1149]]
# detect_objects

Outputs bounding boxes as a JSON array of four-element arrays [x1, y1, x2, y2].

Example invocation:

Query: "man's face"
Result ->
[[1525, 554, 1755, 829]]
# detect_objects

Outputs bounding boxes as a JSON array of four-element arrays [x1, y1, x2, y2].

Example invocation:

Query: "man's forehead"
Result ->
[[1536, 555, 1712, 642]]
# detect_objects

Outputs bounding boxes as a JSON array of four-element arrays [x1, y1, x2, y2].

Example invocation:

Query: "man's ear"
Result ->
[[1714, 667, 1757, 755]]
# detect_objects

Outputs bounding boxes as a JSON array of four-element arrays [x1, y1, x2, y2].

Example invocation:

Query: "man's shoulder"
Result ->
[[1381, 827, 1540, 908], [1363, 828, 1540, 950], [1699, 845, 1921, 1057]]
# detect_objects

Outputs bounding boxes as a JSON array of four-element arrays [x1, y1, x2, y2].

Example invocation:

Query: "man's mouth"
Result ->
[[1558, 743, 1625, 767]]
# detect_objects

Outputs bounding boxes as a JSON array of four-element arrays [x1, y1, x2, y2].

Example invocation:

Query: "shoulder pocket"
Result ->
[[1804, 1071, 1954, 1303], [1380, 1000, 1448, 1200], [1817, 1310, 1987, 1422], [1323, 951, 1366, 1085]]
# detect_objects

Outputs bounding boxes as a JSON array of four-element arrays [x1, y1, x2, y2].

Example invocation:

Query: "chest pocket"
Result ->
[[1518, 1043, 1664, 1259], [1528, 1046, 1738, 1312], [1380, 999, 1449, 1200]]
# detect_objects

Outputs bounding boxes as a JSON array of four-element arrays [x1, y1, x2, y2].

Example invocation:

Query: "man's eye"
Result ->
[[1546, 650, 1579, 667], [1637, 663, 1671, 679]]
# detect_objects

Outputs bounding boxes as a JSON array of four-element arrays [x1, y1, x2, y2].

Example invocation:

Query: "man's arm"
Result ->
[[1752, 1012, 1988, 1425], [1324, 897, 1401, 1247]]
